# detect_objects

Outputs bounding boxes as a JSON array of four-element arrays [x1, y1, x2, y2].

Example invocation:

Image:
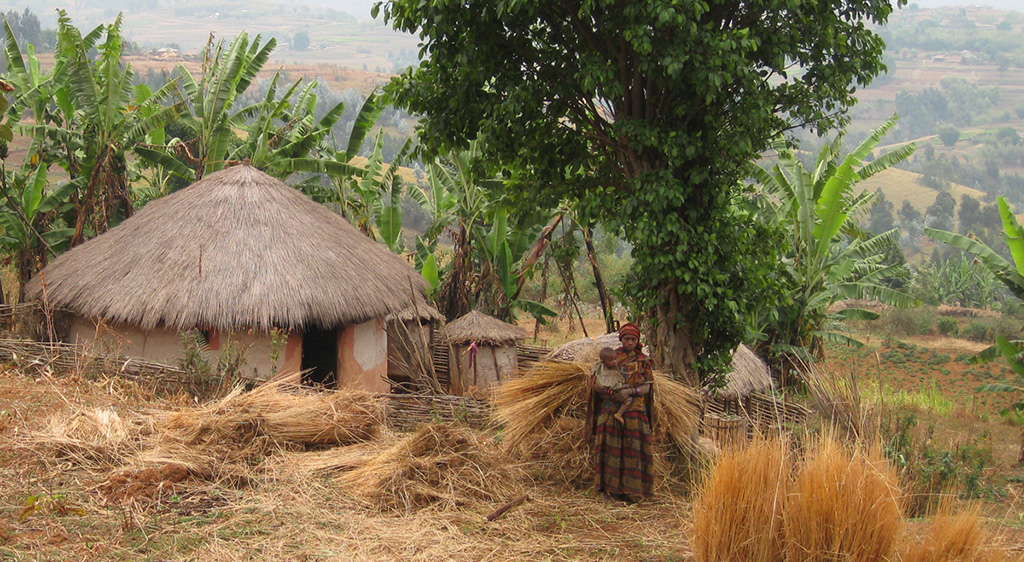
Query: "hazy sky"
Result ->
[[909, 0, 1022, 10]]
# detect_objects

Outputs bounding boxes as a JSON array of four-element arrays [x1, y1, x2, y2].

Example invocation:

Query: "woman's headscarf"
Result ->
[[618, 322, 641, 342]]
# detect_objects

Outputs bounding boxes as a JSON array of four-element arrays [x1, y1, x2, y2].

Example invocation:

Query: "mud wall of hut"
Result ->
[[337, 318, 389, 393], [67, 316, 302, 380], [449, 344, 517, 396]]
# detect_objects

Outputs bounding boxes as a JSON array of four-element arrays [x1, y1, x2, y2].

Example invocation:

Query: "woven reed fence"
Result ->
[[0, 337, 191, 384], [703, 391, 812, 439], [383, 393, 491, 429]]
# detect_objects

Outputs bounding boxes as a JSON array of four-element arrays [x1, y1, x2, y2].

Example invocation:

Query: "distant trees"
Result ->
[[869, 189, 896, 234], [292, 30, 310, 51], [926, 192, 957, 230], [938, 125, 960, 147]]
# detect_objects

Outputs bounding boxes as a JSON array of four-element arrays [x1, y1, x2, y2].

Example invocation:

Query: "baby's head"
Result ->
[[599, 347, 618, 369]]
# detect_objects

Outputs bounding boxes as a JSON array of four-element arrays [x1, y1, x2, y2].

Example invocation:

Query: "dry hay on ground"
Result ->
[[22, 371, 387, 492], [148, 372, 386, 482], [99, 462, 189, 503], [338, 423, 522, 513], [25, 406, 153, 469]]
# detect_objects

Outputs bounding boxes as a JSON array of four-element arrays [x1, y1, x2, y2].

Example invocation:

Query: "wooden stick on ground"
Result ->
[[485, 494, 530, 522]]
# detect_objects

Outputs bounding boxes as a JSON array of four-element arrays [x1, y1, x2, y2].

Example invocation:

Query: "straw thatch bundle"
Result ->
[[549, 334, 773, 402], [443, 310, 528, 346], [136, 372, 385, 482], [27, 406, 153, 469], [491, 360, 703, 457], [26, 163, 426, 332], [491, 360, 591, 450], [159, 372, 385, 449], [338, 423, 520, 513], [514, 416, 592, 487], [898, 507, 1007, 562]]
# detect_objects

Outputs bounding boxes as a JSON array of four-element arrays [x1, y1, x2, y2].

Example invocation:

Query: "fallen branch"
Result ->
[[485, 493, 529, 522]]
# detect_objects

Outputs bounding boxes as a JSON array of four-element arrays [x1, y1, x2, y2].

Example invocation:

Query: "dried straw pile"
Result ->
[[27, 406, 153, 469], [338, 423, 520, 513], [691, 439, 790, 562], [149, 372, 385, 481]]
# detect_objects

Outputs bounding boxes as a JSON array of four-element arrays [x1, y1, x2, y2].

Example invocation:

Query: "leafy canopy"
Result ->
[[377, 0, 901, 377]]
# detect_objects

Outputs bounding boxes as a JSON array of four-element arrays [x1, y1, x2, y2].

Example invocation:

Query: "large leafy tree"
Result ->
[[377, 0, 901, 383]]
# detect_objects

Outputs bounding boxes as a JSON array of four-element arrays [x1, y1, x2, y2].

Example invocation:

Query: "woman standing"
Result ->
[[589, 322, 655, 501]]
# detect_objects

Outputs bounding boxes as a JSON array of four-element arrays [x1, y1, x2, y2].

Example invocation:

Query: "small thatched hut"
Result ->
[[443, 310, 527, 396], [26, 164, 428, 392], [384, 294, 444, 387]]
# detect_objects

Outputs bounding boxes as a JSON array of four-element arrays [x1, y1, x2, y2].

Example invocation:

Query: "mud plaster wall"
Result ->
[[337, 318, 389, 393], [68, 316, 302, 380], [450, 344, 518, 396]]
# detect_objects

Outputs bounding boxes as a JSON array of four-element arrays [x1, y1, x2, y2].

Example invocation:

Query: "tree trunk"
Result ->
[[648, 286, 699, 386], [582, 226, 613, 334]]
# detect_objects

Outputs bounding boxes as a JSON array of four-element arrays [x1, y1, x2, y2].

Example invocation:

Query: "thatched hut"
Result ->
[[384, 294, 444, 387], [26, 164, 428, 392], [443, 311, 527, 396]]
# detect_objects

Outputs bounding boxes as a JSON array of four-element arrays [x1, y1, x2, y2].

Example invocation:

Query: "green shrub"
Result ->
[[962, 321, 991, 342], [876, 307, 937, 337], [936, 317, 959, 336]]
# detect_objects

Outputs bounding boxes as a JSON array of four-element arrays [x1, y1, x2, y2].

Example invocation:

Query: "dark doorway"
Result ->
[[301, 326, 339, 387]]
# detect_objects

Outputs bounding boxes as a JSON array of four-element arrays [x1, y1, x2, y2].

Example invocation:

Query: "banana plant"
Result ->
[[927, 197, 1024, 409], [0, 164, 75, 300], [753, 115, 918, 365], [160, 32, 276, 180], [5, 12, 181, 246]]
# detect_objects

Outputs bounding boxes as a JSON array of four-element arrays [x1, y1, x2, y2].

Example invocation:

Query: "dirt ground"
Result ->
[[6, 323, 1024, 560], [0, 368, 692, 562]]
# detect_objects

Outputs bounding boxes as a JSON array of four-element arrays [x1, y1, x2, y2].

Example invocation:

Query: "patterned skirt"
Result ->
[[593, 405, 654, 498]]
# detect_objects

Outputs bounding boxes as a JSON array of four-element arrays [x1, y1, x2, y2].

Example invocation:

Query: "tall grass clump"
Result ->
[[898, 506, 1006, 562], [784, 438, 903, 562], [691, 439, 790, 562]]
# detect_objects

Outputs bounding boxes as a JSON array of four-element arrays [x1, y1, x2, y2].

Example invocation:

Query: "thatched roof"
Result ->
[[442, 311, 527, 346], [26, 164, 427, 332], [385, 293, 444, 323], [547, 333, 773, 400], [546, 332, 621, 364], [715, 344, 774, 401]]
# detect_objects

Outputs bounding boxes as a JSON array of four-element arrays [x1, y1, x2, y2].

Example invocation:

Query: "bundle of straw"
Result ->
[[690, 439, 791, 562], [159, 372, 385, 449], [491, 360, 590, 450], [140, 372, 385, 484], [515, 416, 592, 487], [338, 423, 520, 513], [27, 406, 152, 469], [492, 360, 702, 455]]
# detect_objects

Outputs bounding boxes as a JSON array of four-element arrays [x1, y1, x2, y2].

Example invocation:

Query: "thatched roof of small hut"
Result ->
[[385, 293, 444, 323], [715, 343, 774, 401], [547, 332, 773, 400], [442, 311, 527, 346], [26, 164, 427, 332]]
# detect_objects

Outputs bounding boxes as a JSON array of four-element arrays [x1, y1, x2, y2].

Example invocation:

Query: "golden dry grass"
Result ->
[[784, 438, 904, 562], [338, 423, 522, 513], [899, 506, 1007, 562], [690, 439, 790, 562]]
